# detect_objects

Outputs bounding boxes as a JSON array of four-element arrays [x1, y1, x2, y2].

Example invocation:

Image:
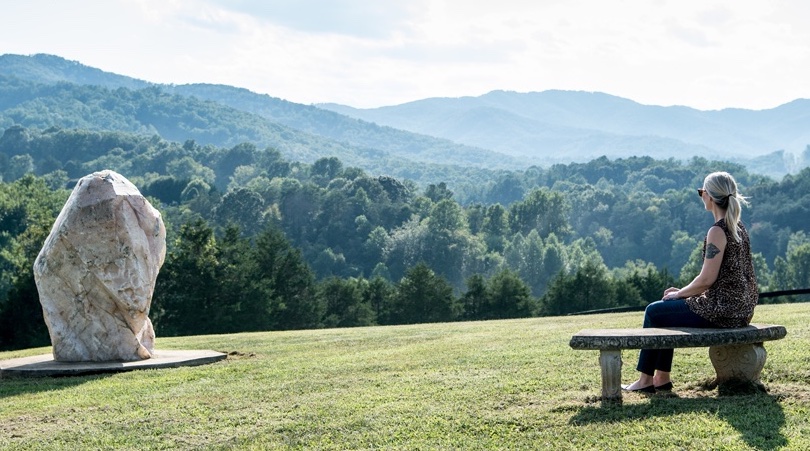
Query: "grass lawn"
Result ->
[[2, 303, 809, 450]]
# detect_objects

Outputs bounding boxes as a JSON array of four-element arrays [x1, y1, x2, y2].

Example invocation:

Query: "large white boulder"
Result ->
[[34, 170, 166, 362]]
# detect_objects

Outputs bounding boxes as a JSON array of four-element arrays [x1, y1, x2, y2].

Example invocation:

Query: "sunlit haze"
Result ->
[[2, 0, 809, 110]]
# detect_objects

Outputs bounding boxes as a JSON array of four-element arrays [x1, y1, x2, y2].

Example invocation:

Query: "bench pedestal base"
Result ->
[[599, 350, 623, 401], [709, 343, 767, 386]]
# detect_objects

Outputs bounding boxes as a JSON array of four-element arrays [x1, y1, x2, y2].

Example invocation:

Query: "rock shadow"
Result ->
[[0, 372, 111, 399]]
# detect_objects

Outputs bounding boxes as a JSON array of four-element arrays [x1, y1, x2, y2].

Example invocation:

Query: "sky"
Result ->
[[2, 0, 809, 110]]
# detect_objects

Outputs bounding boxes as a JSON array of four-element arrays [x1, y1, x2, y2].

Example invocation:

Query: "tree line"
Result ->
[[0, 176, 677, 349], [2, 126, 809, 350]]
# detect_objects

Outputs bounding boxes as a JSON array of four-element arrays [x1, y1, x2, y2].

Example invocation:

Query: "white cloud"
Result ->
[[1, 0, 809, 109], [203, 0, 426, 39]]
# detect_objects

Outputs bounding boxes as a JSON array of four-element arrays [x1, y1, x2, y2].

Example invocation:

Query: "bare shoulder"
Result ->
[[707, 225, 727, 241]]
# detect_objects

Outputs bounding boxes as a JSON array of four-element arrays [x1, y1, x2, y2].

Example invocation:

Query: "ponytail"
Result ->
[[703, 172, 749, 242]]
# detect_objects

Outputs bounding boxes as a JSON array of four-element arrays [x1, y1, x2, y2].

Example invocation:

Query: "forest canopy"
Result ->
[[2, 125, 809, 351]]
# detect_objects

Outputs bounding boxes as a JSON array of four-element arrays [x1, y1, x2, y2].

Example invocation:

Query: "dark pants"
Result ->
[[636, 299, 716, 375]]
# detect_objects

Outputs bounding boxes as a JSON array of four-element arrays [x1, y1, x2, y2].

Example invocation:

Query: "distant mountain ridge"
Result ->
[[163, 83, 519, 169], [0, 53, 152, 90], [0, 54, 522, 177], [1, 53, 808, 178], [320, 90, 810, 171]]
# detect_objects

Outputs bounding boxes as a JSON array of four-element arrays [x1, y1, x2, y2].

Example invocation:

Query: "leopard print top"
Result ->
[[685, 219, 758, 328]]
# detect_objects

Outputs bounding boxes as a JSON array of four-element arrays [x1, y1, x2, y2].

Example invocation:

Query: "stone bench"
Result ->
[[569, 323, 787, 402]]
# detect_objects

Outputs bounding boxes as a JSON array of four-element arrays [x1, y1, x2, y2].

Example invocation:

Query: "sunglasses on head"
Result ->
[[697, 188, 706, 197]]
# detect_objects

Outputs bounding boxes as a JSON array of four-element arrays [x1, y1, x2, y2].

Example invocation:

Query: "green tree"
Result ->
[[503, 230, 547, 297], [253, 225, 321, 330], [256, 147, 291, 179], [311, 248, 348, 278], [482, 204, 508, 253], [167, 156, 215, 185], [508, 188, 571, 238], [485, 268, 536, 319], [141, 175, 189, 205], [0, 175, 68, 350], [669, 230, 696, 279], [465, 204, 485, 235], [152, 219, 223, 336], [363, 275, 395, 324], [311, 157, 343, 187], [318, 277, 375, 328], [217, 224, 271, 332], [0, 265, 47, 350], [751, 252, 772, 293], [540, 259, 617, 316], [423, 198, 486, 288], [214, 187, 266, 236], [385, 216, 428, 283], [772, 233, 810, 297], [612, 260, 674, 306], [678, 243, 704, 286], [460, 274, 488, 321], [214, 143, 258, 189], [541, 234, 566, 293], [2, 154, 34, 181], [425, 182, 454, 203], [390, 262, 458, 324], [486, 173, 524, 205], [277, 178, 319, 244]]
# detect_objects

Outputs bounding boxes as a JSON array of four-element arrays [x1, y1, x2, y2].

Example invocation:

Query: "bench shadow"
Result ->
[[566, 391, 787, 450]]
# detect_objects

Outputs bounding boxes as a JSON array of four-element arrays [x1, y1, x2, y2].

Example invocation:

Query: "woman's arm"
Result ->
[[663, 226, 727, 300]]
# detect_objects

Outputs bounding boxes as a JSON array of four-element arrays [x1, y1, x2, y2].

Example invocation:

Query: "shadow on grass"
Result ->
[[0, 373, 110, 399], [567, 391, 787, 450]]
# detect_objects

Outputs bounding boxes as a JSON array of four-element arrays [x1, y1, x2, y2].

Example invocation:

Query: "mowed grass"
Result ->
[[2, 303, 809, 450]]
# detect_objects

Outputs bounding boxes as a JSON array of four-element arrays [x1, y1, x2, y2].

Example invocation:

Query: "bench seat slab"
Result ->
[[570, 324, 786, 350]]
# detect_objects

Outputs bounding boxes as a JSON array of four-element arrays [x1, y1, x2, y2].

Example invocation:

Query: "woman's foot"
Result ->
[[654, 381, 674, 391], [621, 379, 656, 393], [652, 371, 672, 390]]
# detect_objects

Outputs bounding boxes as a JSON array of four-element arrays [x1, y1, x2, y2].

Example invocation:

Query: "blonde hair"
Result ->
[[703, 171, 749, 242]]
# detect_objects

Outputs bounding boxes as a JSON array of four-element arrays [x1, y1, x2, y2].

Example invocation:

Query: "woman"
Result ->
[[622, 171, 758, 393]]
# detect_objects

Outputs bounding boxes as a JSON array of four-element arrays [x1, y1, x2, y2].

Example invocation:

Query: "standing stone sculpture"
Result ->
[[34, 170, 166, 362]]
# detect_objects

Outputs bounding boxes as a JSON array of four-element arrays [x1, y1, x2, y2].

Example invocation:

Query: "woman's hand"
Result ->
[[662, 287, 680, 300]]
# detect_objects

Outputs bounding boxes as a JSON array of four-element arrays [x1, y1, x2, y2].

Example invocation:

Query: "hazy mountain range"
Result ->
[[1, 53, 808, 179], [0, 54, 524, 178], [320, 91, 810, 169]]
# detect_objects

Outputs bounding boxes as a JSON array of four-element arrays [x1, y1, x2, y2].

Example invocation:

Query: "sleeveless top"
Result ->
[[685, 219, 758, 328]]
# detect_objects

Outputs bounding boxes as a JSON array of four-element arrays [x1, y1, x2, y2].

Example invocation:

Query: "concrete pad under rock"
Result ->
[[0, 350, 226, 378]]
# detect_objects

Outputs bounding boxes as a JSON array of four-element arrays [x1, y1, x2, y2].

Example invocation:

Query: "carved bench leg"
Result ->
[[708, 343, 767, 388], [599, 349, 623, 402]]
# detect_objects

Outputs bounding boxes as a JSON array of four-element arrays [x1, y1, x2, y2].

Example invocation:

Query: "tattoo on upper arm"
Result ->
[[706, 243, 721, 259]]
